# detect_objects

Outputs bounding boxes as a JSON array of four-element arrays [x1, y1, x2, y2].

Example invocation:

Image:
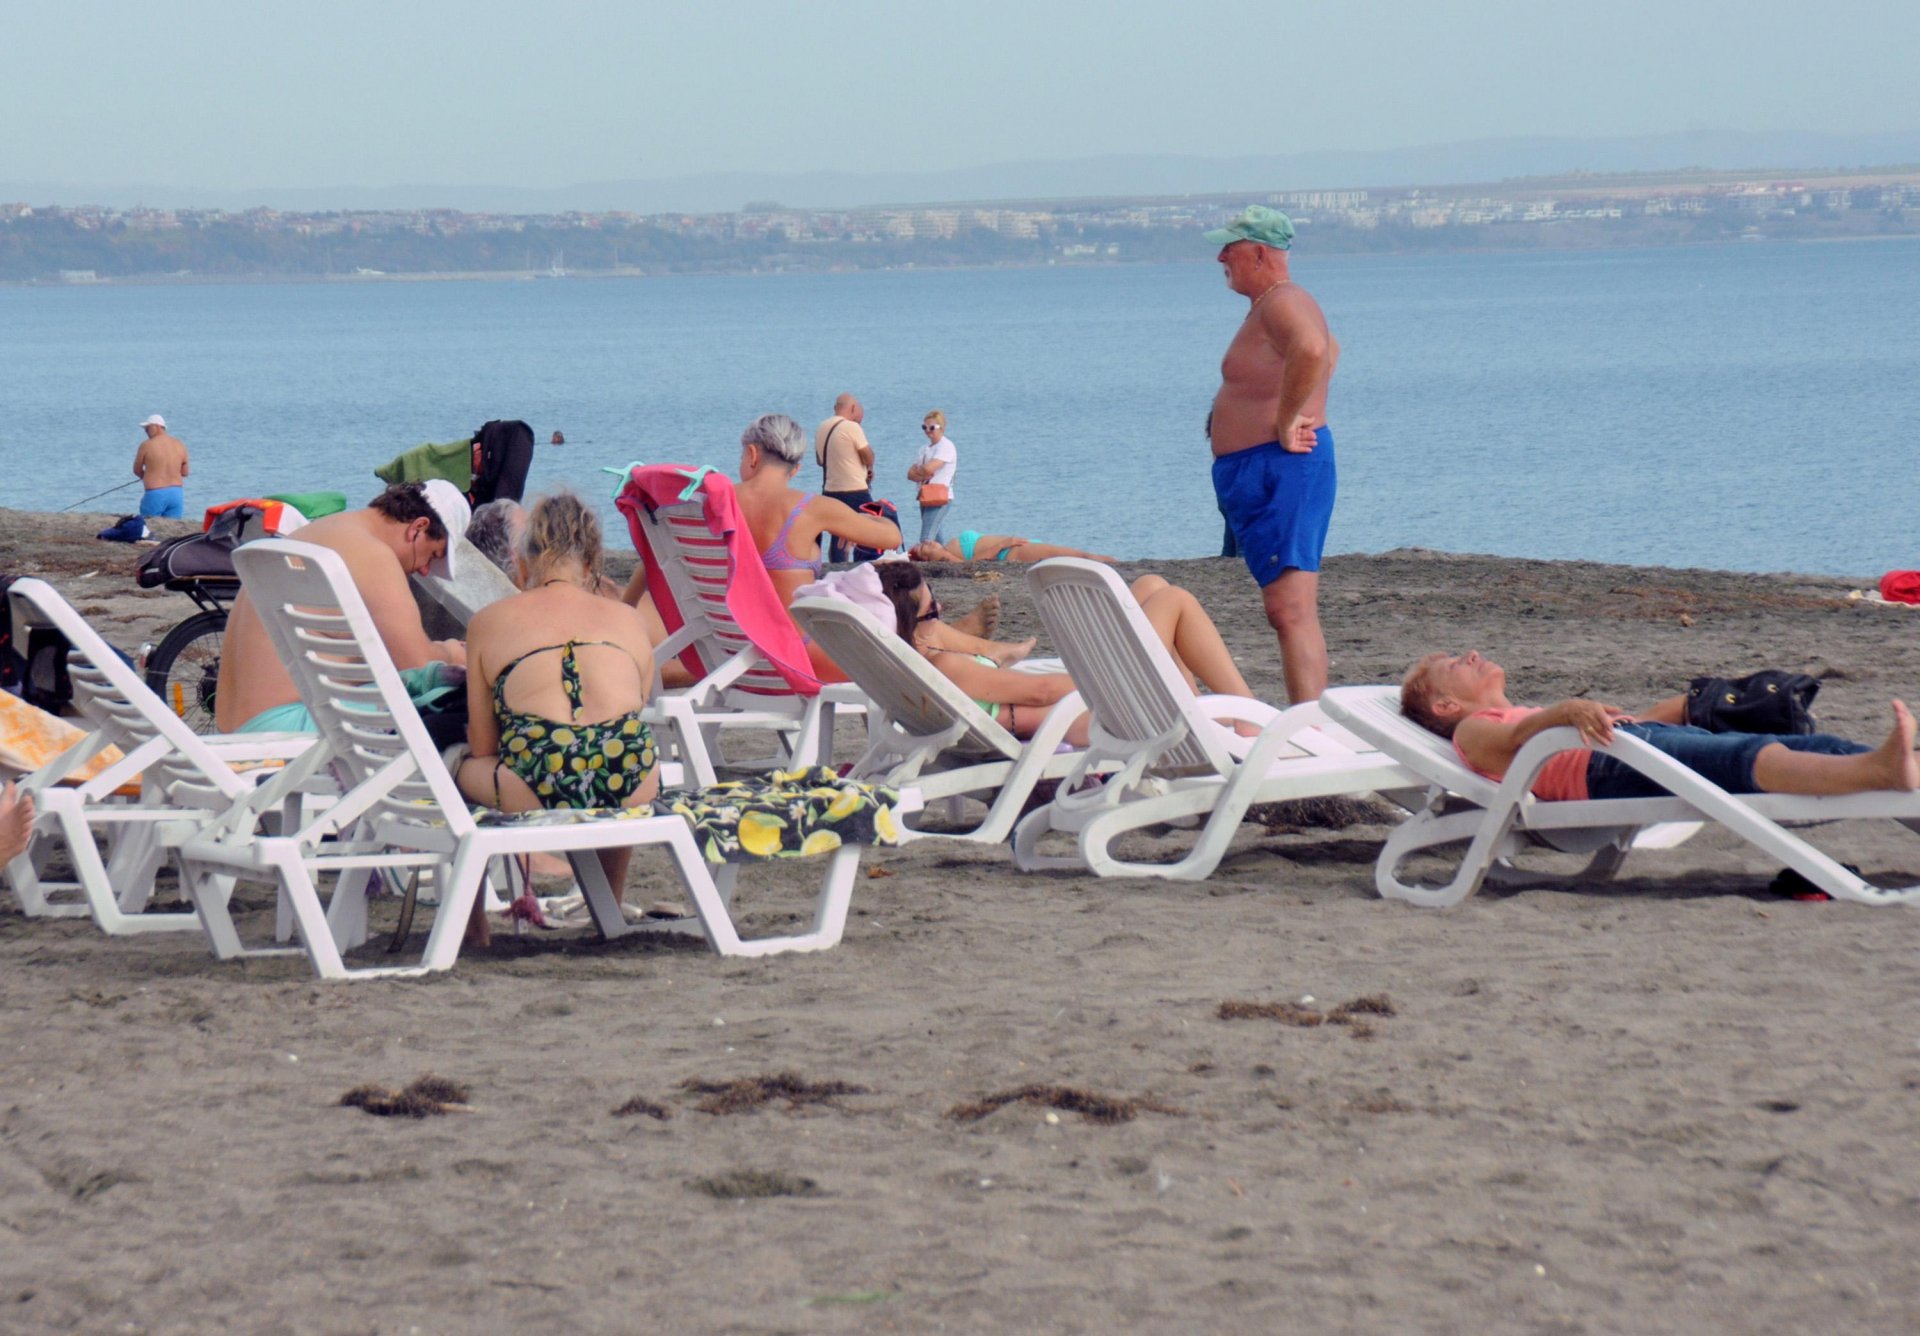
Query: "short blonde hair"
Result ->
[[520, 489, 604, 585], [923, 409, 946, 428]]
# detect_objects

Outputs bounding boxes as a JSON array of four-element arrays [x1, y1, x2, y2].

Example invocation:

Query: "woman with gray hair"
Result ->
[[733, 412, 903, 683], [466, 499, 526, 575]]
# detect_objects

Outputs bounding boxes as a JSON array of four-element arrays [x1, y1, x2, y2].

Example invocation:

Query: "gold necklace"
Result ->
[[1249, 278, 1290, 311]]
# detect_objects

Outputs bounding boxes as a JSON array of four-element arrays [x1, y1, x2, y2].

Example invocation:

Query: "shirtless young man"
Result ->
[[1205, 206, 1340, 703], [214, 481, 470, 732], [132, 415, 190, 519]]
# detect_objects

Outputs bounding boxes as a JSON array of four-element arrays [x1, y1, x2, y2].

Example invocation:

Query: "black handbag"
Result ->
[[1684, 669, 1819, 735]]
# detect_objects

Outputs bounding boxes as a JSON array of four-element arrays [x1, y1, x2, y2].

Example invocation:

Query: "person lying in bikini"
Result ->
[[873, 561, 1256, 743], [1401, 650, 1920, 801], [457, 490, 661, 945], [909, 531, 1118, 564]]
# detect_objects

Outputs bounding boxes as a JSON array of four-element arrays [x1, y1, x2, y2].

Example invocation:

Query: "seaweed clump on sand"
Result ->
[[340, 1074, 472, 1118], [948, 1084, 1184, 1125], [680, 1072, 868, 1115], [689, 1168, 820, 1199], [611, 1096, 674, 1120], [1248, 795, 1393, 831], [1218, 993, 1397, 1039]]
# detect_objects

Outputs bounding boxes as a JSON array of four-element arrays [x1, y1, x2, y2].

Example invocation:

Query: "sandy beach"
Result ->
[[3, 506, 1918, 1334]]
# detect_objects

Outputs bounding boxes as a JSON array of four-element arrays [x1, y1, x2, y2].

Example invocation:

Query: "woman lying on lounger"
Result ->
[[874, 562, 1257, 743], [1401, 650, 1919, 801], [909, 533, 1117, 564]]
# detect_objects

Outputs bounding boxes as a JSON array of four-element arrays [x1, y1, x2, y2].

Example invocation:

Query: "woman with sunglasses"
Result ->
[[906, 410, 959, 545]]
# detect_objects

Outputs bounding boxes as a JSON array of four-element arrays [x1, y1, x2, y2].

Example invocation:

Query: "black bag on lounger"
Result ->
[[1685, 669, 1819, 736]]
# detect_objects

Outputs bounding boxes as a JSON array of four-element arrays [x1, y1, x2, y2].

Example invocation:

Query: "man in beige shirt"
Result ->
[[132, 414, 190, 518], [814, 392, 876, 562]]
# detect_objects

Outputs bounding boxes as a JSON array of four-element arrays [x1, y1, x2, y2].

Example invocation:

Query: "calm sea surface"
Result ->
[[2, 239, 1916, 577]]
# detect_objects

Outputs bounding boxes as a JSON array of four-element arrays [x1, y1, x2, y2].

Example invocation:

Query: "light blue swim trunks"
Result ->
[[139, 486, 186, 519], [238, 701, 314, 733], [234, 664, 460, 734]]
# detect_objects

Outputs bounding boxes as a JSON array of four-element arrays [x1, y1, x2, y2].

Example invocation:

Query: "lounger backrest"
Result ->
[[1025, 559, 1236, 778], [232, 540, 473, 835], [1319, 685, 1498, 805], [790, 597, 1021, 761], [412, 535, 518, 630], [6, 578, 249, 805], [633, 499, 794, 698]]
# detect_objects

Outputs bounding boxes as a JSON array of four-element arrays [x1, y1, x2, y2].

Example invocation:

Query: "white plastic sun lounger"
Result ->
[[1320, 683, 1920, 908], [627, 492, 867, 788], [180, 539, 903, 980], [2, 578, 314, 938], [1010, 559, 1420, 880], [790, 595, 1085, 843]]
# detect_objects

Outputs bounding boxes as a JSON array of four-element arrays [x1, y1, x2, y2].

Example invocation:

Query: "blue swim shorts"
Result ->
[[139, 486, 186, 519], [1211, 427, 1336, 586]]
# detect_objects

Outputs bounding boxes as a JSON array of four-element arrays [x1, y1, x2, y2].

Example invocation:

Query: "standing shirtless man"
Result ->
[[132, 414, 190, 519], [1205, 206, 1341, 703]]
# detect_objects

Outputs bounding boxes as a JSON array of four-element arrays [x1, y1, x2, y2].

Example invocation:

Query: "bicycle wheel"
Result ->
[[145, 610, 227, 734]]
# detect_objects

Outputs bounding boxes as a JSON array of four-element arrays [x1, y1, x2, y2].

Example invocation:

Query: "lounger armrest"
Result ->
[[1193, 695, 1283, 728]]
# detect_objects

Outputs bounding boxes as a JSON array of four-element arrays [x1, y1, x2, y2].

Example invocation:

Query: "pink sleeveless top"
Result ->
[[1454, 706, 1590, 801]]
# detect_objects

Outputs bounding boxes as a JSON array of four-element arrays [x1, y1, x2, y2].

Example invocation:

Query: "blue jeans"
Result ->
[[1585, 722, 1867, 799], [919, 504, 952, 545]]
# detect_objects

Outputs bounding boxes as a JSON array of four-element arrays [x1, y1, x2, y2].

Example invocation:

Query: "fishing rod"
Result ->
[[58, 478, 140, 513]]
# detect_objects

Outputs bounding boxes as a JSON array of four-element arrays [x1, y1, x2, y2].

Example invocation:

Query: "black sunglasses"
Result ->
[[921, 423, 939, 433]]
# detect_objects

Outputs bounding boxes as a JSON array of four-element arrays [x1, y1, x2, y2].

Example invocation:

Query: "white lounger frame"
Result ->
[[1011, 560, 1419, 880], [790, 595, 1084, 843], [1320, 683, 1920, 908], [3, 578, 313, 939], [181, 539, 888, 980], [629, 493, 866, 787]]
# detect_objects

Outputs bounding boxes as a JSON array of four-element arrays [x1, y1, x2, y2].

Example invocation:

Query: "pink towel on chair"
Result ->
[[614, 464, 822, 695]]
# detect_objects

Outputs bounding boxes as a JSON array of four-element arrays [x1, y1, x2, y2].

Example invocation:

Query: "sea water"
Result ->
[[2, 238, 1915, 578]]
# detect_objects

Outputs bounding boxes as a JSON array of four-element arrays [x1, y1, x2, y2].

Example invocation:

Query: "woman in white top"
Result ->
[[906, 409, 959, 545]]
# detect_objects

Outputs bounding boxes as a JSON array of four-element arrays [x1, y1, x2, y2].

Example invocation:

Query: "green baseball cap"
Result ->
[[1203, 205, 1295, 251]]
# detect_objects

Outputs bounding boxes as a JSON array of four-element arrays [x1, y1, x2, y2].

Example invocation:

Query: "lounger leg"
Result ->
[[105, 822, 164, 914], [3, 821, 89, 918], [54, 804, 197, 935]]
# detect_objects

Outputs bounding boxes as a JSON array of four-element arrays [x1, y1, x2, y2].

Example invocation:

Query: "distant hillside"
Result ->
[[7, 129, 1920, 215]]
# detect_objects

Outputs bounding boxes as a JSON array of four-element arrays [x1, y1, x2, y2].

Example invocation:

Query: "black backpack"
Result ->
[[0, 574, 74, 714]]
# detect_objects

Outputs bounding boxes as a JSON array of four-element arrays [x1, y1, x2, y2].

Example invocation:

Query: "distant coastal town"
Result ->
[[6, 166, 1918, 284]]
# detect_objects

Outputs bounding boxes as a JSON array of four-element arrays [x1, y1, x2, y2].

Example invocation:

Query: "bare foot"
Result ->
[[992, 637, 1037, 667], [948, 593, 1001, 639], [0, 782, 33, 865], [1873, 699, 1920, 790]]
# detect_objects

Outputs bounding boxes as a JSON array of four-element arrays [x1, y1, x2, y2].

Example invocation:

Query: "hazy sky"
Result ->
[[5, 0, 1916, 191]]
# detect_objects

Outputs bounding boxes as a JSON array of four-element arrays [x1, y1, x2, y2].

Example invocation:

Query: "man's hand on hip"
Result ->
[[1279, 414, 1318, 453]]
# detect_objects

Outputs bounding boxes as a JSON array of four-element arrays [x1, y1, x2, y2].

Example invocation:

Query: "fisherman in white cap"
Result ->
[[215, 480, 472, 733], [132, 413, 190, 518]]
